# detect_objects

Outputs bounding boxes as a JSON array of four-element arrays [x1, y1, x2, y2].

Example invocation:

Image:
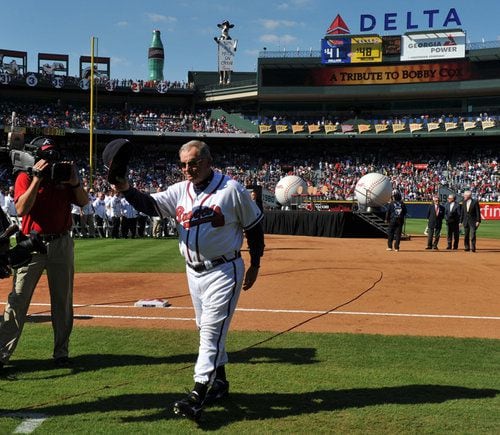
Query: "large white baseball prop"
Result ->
[[354, 173, 392, 207], [274, 175, 308, 205]]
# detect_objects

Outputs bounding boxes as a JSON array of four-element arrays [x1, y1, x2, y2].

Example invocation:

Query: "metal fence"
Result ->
[[258, 40, 500, 59]]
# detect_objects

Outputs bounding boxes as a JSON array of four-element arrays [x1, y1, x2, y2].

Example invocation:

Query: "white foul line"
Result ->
[[25, 302, 500, 322], [235, 308, 500, 321], [28, 313, 195, 322], [7, 413, 47, 434]]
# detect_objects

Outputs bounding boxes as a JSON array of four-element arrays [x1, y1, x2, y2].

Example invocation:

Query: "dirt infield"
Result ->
[[1, 235, 499, 339]]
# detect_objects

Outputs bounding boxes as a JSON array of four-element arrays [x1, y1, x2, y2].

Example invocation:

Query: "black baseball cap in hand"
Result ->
[[102, 138, 133, 184]]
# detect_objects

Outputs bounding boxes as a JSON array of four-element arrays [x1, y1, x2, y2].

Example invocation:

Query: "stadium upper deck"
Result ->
[[2, 38, 500, 140]]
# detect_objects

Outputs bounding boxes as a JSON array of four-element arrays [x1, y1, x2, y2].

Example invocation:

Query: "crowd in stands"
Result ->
[[0, 102, 246, 133], [0, 144, 497, 240], [94, 77, 192, 90], [0, 139, 497, 204], [0, 67, 192, 90], [46, 146, 500, 203], [0, 102, 497, 204]]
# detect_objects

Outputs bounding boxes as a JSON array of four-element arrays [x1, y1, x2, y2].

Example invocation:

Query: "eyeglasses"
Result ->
[[178, 158, 205, 169]]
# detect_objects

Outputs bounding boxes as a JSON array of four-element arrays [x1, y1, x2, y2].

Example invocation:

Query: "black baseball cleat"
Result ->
[[204, 379, 229, 406], [173, 391, 204, 421]]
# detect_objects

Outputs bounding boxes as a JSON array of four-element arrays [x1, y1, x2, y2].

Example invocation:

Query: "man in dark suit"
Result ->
[[460, 190, 481, 252], [444, 194, 461, 250], [426, 195, 445, 250]]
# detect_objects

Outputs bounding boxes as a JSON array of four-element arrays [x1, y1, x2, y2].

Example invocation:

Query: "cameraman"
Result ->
[[0, 138, 88, 369]]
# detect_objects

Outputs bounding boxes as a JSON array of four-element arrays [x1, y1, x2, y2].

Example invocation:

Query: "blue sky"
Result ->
[[1, 0, 499, 82]]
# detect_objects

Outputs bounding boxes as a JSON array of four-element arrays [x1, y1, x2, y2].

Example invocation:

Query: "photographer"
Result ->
[[0, 137, 88, 369]]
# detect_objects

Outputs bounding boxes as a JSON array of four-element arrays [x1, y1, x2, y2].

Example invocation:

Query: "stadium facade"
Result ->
[[1, 19, 499, 223]]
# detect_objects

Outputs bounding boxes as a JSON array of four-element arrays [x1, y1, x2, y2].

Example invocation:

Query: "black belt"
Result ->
[[187, 251, 241, 273], [40, 231, 69, 242]]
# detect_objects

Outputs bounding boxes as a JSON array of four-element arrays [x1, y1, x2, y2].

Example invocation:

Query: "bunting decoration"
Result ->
[[427, 122, 440, 132], [392, 123, 406, 133], [463, 121, 476, 131], [410, 123, 423, 133], [481, 120, 495, 130], [375, 124, 389, 133]]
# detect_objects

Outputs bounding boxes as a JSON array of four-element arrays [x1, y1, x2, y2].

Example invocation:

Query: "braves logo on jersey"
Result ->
[[176, 205, 225, 229]]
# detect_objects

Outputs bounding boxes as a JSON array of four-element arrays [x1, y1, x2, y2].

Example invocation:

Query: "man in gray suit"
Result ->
[[460, 191, 481, 252]]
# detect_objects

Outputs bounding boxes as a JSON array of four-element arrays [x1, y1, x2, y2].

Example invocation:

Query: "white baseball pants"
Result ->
[[186, 257, 244, 385]]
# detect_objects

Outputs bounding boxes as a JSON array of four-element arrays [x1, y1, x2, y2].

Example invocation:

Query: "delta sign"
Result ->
[[324, 8, 465, 63], [326, 8, 462, 35]]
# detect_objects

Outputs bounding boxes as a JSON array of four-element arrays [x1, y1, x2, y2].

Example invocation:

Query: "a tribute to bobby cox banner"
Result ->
[[401, 30, 466, 62], [218, 40, 236, 72], [310, 60, 471, 86]]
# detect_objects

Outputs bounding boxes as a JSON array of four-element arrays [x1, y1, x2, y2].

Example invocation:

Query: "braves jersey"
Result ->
[[152, 172, 263, 264]]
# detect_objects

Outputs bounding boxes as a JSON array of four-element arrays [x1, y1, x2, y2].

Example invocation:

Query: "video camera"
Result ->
[[6, 132, 72, 183], [0, 222, 47, 279]]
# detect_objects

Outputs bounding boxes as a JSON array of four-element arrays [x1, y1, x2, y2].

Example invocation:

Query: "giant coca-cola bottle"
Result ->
[[148, 30, 164, 81]]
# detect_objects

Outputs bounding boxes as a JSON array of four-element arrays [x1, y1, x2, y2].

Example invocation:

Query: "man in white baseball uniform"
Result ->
[[111, 140, 264, 420]]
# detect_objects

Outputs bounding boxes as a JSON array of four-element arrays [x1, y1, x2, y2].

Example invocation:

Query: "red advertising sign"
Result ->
[[480, 203, 500, 221]]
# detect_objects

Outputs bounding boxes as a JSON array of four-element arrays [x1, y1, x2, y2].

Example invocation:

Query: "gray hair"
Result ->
[[179, 140, 212, 160], [463, 190, 472, 198]]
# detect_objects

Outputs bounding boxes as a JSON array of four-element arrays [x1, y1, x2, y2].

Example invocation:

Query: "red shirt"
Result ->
[[14, 172, 76, 235]]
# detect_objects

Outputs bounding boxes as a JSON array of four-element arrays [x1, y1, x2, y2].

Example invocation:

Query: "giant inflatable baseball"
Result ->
[[354, 173, 392, 208]]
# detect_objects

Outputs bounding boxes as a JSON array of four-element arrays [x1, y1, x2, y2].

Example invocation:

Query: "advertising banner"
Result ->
[[321, 38, 352, 64], [480, 203, 500, 220], [218, 40, 236, 72], [310, 61, 471, 86], [401, 30, 466, 61], [322, 36, 382, 64], [350, 36, 383, 63], [382, 35, 401, 55]]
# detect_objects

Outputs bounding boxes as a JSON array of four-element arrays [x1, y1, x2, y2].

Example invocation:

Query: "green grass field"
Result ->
[[405, 218, 500, 239], [1, 231, 499, 433], [1, 326, 498, 433], [74, 238, 184, 273]]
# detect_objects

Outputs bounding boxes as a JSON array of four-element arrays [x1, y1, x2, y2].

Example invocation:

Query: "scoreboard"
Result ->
[[321, 35, 382, 64]]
